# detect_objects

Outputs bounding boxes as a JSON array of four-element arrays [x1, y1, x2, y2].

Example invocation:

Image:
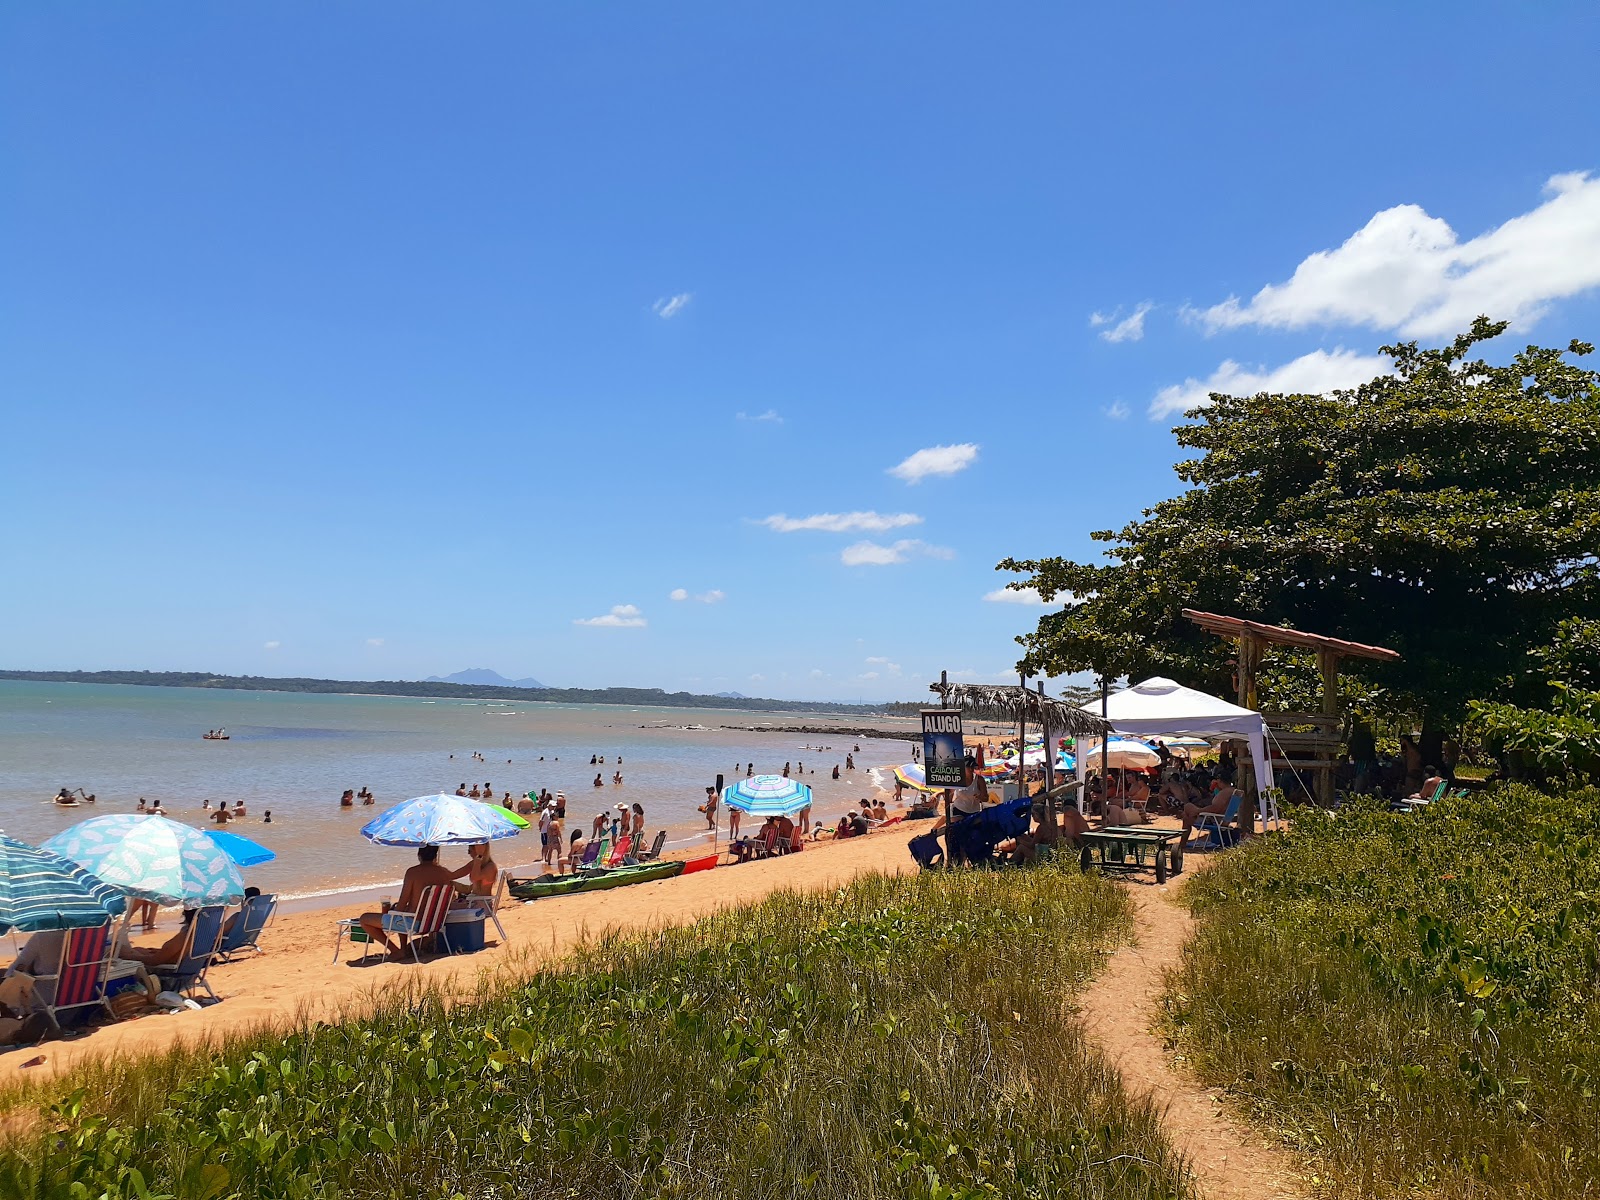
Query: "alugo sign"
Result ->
[[922, 709, 967, 788]]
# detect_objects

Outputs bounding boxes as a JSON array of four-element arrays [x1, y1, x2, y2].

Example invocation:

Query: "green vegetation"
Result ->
[[2, 866, 1192, 1200], [999, 319, 1600, 757], [1168, 785, 1600, 1199], [0, 670, 891, 717], [1469, 684, 1600, 786]]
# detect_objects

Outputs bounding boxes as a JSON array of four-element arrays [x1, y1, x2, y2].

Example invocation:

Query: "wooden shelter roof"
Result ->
[[930, 683, 1111, 737], [1181, 609, 1400, 662]]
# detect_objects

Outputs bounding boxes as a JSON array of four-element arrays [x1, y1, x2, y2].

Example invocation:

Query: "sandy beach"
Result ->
[[0, 822, 927, 1087]]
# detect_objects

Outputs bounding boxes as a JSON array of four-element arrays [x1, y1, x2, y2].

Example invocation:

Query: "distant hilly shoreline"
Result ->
[[0, 669, 889, 715]]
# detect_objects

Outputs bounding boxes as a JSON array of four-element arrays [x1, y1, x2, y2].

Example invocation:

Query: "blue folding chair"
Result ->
[[214, 893, 277, 962], [156, 906, 227, 1001]]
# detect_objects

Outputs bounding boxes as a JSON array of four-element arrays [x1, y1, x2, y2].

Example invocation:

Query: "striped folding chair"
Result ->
[[389, 884, 456, 963], [35, 921, 116, 1030]]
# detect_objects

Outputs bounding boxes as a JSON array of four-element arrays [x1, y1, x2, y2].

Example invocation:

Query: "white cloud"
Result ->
[[809, 668, 826, 679], [749, 673, 766, 683], [652, 292, 692, 319], [1089, 301, 1154, 343], [983, 586, 1049, 606], [865, 656, 903, 675], [859, 671, 879, 681], [759, 511, 923, 534], [669, 588, 689, 601], [1149, 347, 1391, 419], [888, 443, 979, 484], [671, 587, 725, 604], [574, 604, 648, 629], [1194, 172, 1600, 339], [366, 637, 385, 647], [263, 640, 281, 650], [840, 539, 955, 567], [1103, 400, 1130, 420], [736, 409, 784, 423]]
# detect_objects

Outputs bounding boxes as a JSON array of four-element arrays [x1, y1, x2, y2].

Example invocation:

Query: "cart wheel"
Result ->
[[1079, 844, 1093, 873], [1155, 850, 1168, 884], [1171, 844, 1184, 874]]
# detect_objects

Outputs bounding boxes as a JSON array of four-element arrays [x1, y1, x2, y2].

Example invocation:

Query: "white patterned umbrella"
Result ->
[[44, 815, 246, 906]]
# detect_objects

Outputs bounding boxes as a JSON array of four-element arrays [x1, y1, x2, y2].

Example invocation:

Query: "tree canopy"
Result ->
[[999, 319, 1600, 726]]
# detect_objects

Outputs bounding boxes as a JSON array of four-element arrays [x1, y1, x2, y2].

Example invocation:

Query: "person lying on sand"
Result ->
[[357, 846, 457, 962]]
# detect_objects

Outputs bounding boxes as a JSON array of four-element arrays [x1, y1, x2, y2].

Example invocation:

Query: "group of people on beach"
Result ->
[[354, 843, 499, 962]]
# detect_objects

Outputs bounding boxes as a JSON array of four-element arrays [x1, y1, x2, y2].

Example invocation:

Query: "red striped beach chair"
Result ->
[[35, 921, 116, 1030]]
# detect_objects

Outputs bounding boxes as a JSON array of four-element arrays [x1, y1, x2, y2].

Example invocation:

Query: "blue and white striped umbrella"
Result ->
[[44, 815, 246, 907], [0, 835, 127, 935], [360, 794, 524, 847], [721, 775, 813, 818]]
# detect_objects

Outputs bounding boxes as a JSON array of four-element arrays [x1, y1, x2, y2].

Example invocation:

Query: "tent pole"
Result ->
[[1100, 675, 1110, 824]]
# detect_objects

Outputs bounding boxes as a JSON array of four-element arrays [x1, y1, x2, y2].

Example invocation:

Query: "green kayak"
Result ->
[[509, 859, 685, 901]]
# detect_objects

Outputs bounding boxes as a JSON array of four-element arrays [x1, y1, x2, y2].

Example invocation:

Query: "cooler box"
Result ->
[[439, 911, 486, 953]]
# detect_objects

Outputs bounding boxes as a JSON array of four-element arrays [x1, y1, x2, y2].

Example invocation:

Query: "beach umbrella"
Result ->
[[360, 794, 524, 847], [721, 775, 813, 818], [892, 764, 933, 792], [44, 814, 246, 906], [1078, 737, 1162, 770], [0, 834, 127, 935], [488, 804, 531, 829], [205, 829, 277, 867]]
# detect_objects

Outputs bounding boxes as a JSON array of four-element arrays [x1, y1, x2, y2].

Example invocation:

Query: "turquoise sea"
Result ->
[[0, 681, 915, 902]]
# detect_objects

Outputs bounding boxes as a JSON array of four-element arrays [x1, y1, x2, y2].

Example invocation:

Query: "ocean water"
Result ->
[[0, 681, 916, 902]]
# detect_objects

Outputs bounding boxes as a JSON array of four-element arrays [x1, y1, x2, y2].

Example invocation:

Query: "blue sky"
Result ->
[[5, 3, 1600, 702]]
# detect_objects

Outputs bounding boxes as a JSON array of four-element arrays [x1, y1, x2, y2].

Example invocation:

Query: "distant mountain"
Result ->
[[425, 668, 546, 689], [713, 690, 748, 699]]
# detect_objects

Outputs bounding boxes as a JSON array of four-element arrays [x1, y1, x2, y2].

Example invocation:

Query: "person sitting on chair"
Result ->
[[451, 842, 498, 900], [220, 886, 263, 942], [357, 846, 456, 961], [1180, 779, 1237, 845]]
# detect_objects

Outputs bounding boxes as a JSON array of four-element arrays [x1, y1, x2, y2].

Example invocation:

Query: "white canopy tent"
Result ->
[[1075, 676, 1272, 828]]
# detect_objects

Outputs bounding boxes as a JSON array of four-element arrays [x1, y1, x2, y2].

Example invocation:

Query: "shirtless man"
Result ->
[[1180, 779, 1238, 846], [357, 846, 457, 961]]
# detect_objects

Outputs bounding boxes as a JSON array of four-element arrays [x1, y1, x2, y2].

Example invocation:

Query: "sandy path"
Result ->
[[2, 827, 924, 1087], [1076, 872, 1306, 1200]]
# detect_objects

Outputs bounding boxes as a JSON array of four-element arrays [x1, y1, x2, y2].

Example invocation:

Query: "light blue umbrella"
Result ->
[[722, 775, 813, 819], [44, 814, 246, 907], [0, 835, 127, 934], [205, 830, 276, 867], [360, 794, 524, 847]]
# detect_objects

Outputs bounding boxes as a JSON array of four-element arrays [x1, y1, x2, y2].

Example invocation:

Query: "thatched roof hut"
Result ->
[[931, 683, 1110, 738]]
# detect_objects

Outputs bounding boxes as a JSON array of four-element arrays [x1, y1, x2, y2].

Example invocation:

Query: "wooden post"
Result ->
[[1317, 648, 1339, 806], [936, 671, 954, 867], [1038, 680, 1056, 835]]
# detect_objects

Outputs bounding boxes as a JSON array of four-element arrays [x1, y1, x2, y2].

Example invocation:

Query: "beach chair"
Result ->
[[604, 835, 633, 868], [213, 893, 277, 963], [455, 873, 509, 944], [1191, 795, 1244, 849], [637, 830, 668, 862], [334, 884, 455, 965], [32, 921, 116, 1030], [155, 906, 227, 1002]]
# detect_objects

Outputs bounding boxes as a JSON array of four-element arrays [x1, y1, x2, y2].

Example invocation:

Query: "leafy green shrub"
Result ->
[[1469, 685, 1600, 785], [1169, 785, 1600, 1199], [2, 866, 1194, 1200]]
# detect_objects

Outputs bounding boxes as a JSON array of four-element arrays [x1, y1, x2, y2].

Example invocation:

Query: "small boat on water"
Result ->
[[202, 730, 230, 740], [509, 859, 684, 901]]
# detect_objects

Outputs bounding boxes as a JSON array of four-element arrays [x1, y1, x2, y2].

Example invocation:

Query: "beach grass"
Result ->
[[1166, 785, 1600, 1199], [1, 863, 1194, 1199]]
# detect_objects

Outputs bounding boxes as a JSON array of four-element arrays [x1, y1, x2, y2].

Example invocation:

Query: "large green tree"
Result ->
[[999, 319, 1600, 744]]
